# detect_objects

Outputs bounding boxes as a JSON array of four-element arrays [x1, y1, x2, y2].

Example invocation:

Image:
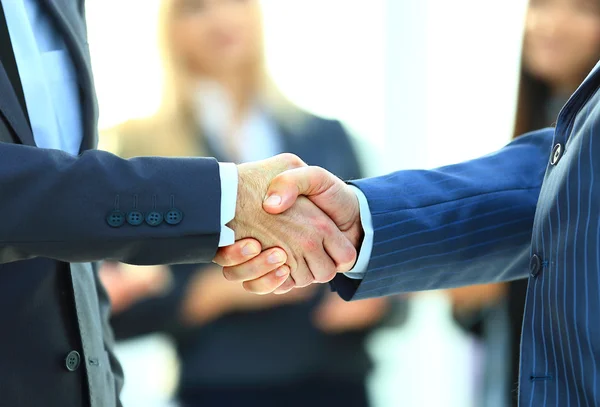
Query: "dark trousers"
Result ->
[[179, 378, 370, 407]]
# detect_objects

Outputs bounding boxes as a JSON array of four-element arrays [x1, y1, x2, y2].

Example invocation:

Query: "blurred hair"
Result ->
[[109, 0, 306, 158], [513, 69, 552, 138], [513, 0, 600, 138]]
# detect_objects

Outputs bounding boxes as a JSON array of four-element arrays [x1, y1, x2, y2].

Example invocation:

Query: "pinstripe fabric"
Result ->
[[332, 62, 600, 406]]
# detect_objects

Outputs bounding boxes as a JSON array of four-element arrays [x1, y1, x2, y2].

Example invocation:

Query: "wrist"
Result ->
[[350, 217, 364, 253], [227, 165, 262, 240], [344, 193, 364, 252]]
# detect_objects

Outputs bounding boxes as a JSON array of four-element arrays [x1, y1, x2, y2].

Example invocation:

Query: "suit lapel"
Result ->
[[278, 120, 308, 157], [0, 60, 35, 145], [37, 0, 97, 153]]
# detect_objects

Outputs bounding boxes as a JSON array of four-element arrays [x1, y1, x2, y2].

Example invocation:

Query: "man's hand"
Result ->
[[214, 238, 291, 294], [264, 166, 363, 247], [218, 164, 364, 294], [217, 155, 358, 294]]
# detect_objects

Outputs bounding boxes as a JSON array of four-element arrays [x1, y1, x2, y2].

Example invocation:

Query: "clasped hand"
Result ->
[[213, 153, 363, 295]]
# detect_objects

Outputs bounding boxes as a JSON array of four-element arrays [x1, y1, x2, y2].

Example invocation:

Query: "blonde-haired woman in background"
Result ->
[[100, 0, 388, 406]]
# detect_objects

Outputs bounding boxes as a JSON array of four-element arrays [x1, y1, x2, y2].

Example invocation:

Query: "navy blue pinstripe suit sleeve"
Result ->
[[332, 128, 555, 301]]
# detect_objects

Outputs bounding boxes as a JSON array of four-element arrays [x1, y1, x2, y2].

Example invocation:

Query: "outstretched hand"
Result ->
[[263, 166, 362, 246], [215, 160, 363, 295]]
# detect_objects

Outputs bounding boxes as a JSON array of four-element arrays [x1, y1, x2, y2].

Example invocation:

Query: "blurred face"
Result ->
[[524, 0, 600, 90], [171, 0, 263, 77]]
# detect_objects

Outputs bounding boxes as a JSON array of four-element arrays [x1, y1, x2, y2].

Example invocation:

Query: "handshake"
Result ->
[[214, 153, 364, 295]]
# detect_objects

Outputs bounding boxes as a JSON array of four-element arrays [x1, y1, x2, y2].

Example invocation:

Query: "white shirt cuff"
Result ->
[[218, 162, 237, 246], [343, 186, 373, 279]]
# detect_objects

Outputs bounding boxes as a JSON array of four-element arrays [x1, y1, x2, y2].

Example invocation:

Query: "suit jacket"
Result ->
[[332, 61, 600, 406], [110, 115, 372, 396], [0, 1, 224, 406]]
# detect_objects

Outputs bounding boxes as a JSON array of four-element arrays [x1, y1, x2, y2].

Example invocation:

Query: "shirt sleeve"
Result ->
[[218, 162, 237, 246], [343, 185, 374, 279]]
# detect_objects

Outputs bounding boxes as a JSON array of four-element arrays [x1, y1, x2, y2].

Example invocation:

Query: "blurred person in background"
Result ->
[[509, 0, 600, 403], [449, 0, 600, 405], [100, 0, 388, 406]]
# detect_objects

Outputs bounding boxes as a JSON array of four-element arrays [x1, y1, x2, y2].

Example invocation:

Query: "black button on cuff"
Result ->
[[106, 211, 125, 228], [165, 209, 183, 225], [65, 350, 81, 372], [530, 254, 542, 278], [146, 211, 163, 227], [550, 143, 563, 165], [127, 211, 144, 226]]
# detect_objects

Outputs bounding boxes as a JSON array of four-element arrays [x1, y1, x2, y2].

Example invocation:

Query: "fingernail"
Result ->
[[268, 251, 284, 264], [264, 195, 282, 207], [276, 267, 288, 277], [242, 243, 259, 256]]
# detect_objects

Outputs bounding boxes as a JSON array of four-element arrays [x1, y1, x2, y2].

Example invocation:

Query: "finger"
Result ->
[[305, 204, 357, 274], [289, 255, 316, 287], [263, 166, 338, 214], [213, 238, 262, 267], [239, 154, 308, 191], [264, 153, 308, 173], [303, 246, 337, 284], [273, 276, 295, 295], [222, 247, 287, 282], [242, 264, 291, 295], [323, 232, 357, 273]]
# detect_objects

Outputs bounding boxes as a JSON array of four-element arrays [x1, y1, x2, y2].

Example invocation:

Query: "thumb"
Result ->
[[260, 153, 308, 176], [263, 166, 340, 215]]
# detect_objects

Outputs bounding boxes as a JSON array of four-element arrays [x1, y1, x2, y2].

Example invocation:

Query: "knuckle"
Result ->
[[309, 166, 328, 183], [292, 271, 314, 287], [274, 172, 296, 191], [214, 252, 230, 267], [215, 258, 226, 267], [336, 250, 357, 272], [246, 278, 274, 295], [242, 280, 259, 294], [302, 238, 319, 253], [276, 172, 292, 184], [346, 245, 358, 264], [315, 267, 337, 284], [341, 245, 357, 263], [223, 262, 258, 282], [282, 278, 295, 291], [274, 277, 294, 295], [335, 238, 356, 260], [222, 267, 237, 281], [280, 153, 304, 169], [314, 218, 332, 235]]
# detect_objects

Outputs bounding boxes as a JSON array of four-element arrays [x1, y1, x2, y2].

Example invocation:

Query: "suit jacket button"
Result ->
[[127, 211, 144, 226], [165, 209, 183, 225], [550, 143, 563, 165], [106, 211, 125, 227], [530, 254, 542, 278], [145, 211, 163, 226], [65, 350, 81, 372]]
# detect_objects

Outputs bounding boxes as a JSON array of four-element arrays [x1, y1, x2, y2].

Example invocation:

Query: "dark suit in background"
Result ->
[[0, 1, 227, 406], [111, 115, 375, 407]]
